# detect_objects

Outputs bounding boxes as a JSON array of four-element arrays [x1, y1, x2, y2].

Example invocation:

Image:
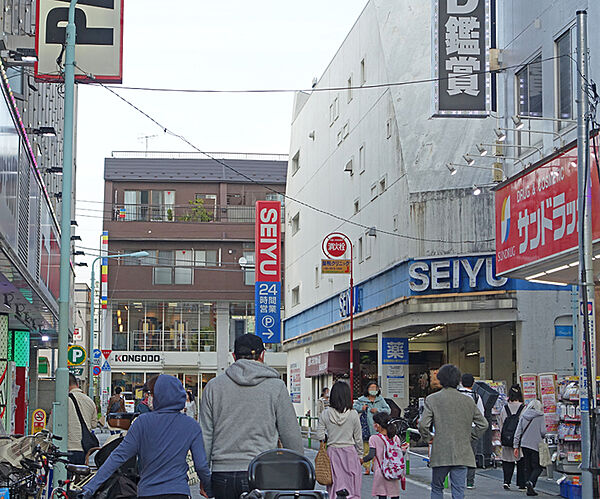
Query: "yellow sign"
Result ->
[[31, 409, 46, 434], [321, 259, 351, 274]]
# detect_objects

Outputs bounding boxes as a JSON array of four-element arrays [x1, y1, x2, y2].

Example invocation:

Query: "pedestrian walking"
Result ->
[[361, 412, 409, 499], [499, 384, 526, 490], [200, 334, 302, 499], [418, 364, 488, 499], [317, 387, 330, 416], [135, 387, 152, 414], [81, 374, 213, 499], [457, 373, 484, 489], [107, 386, 125, 414], [316, 380, 363, 499], [353, 382, 391, 474], [185, 389, 197, 419], [513, 399, 546, 497], [67, 374, 98, 465]]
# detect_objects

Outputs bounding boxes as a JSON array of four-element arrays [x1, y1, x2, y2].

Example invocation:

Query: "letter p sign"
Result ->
[[68, 345, 87, 366]]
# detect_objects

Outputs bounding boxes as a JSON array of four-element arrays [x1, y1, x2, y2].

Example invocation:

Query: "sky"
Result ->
[[74, 0, 369, 283]]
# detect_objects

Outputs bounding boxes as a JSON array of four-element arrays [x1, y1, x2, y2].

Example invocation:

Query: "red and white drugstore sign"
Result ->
[[255, 201, 281, 282], [495, 142, 600, 275]]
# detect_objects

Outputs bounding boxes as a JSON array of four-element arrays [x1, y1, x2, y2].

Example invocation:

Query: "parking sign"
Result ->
[[255, 282, 281, 343]]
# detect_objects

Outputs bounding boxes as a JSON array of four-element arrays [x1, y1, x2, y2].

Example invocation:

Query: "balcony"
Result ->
[[112, 203, 263, 223], [113, 329, 216, 352]]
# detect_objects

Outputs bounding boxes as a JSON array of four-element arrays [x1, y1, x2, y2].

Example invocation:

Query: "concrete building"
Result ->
[[283, 0, 572, 416], [98, 152, 287, 410]]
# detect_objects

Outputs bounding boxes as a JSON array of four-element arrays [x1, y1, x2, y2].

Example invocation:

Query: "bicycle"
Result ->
[[50, 464, 90, 499]]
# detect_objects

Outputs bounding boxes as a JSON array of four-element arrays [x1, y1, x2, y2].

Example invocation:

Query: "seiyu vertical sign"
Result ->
[[35, 0, 124, 82], [433, 0, 492, 116], [255, 201, 282, 344]]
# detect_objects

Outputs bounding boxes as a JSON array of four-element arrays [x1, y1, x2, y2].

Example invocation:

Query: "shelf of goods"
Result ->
[[556, 378, 582, 475]]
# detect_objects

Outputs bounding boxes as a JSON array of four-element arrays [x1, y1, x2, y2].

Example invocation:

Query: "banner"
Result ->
[[101, 231, 108, 309], [433, 0, 493, 116]]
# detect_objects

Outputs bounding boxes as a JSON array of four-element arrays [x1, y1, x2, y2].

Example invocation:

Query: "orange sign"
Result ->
[[31, 409, 46, 434], [321, 259, 351, 274]]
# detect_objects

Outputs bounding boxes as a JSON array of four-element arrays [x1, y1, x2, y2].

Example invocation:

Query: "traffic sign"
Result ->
[[255, 281, 281, 343], [92, 349, 102, 360], [101, 360, 111, 372], [67, 345, 87, 366], [92, 366, 101, 376], [323, 235, 347, 258], [101, 349, 112, 360]]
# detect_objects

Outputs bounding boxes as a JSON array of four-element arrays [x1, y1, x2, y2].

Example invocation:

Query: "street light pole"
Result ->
[[88, 251, 149, 398], [53, 0, 78, 484]]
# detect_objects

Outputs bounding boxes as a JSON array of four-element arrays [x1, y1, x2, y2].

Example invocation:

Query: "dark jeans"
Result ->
[[466, 439, 478, 486], [522, 447, 543, 487], [378, 496, 399, 499], [68, 451, 85, 465], [502, 458, 526, 487], [212, 471, 250, 499]]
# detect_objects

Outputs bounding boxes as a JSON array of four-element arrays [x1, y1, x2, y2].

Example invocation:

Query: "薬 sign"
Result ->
[[382, 338, 409, 365]]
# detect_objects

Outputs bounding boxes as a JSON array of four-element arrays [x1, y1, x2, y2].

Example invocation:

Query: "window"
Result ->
[[175, 250, 193, 285], [343, 121, 349, 138], [393, 215, 399, 232], [266, 192, 285, 207], [370, 183, 378, 201], [123, 190, 175, 221], [360, 58, 366, 85], [358, 237, 363, 262], [345, 159, 354, 174], [386, 118, 392, 139], [353, 199, 360, 214], [195, 194, 217, 219], [516, 55, 543, 117], [359, 145, 365, 174], [291, 150, 300, 175], [195, 249, 218, 267], [337, 130, 343, 145], [154, 251, 174, 285], [291, 212, 300, 235], [556, 30, 574, 128], [315, 266, 320, 288], [241, 251, 255, 285], [292, 286, 300, 307], [364, 232, 372, 260], [347, 75, 353, 102], [6, 66, 24, 99], [379, 176, 387, 194], [330, 97, 340, 125]]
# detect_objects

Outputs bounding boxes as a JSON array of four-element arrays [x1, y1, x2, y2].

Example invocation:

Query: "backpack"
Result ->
[[109, 399, 123, 414], [376, 434, 405, 482], [500, 404, 524, 447]]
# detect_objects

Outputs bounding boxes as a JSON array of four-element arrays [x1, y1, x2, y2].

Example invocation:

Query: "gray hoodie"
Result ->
[[316, 408, 362, 455], [200, 359, 303, 472], [513, 407, 546, 451]]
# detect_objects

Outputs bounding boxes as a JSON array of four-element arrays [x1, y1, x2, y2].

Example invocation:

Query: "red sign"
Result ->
[[495, 142, 600, 275], [93, 366, 101, 376], [101, 349, 112, 360], [324, 236, 347, 258], [255, 201, 282, 282]]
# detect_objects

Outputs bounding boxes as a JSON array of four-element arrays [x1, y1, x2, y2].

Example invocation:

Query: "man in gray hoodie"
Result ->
[[200, 334, 303, 499]]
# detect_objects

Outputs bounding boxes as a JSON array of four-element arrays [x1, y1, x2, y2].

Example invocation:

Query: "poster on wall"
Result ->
[[290, 363, 301, 404], [386, 365, 406, 399], [520, 373, 538, 403], [539, 373, 558, 432]]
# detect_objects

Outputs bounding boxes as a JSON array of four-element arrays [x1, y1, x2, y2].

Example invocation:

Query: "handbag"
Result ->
[[359, 411, 371, 441], [314, 441, 333, 486], [538, 440, 552, 467], [69, 393, 100, 454]]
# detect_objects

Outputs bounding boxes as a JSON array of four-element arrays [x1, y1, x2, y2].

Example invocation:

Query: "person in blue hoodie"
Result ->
[[81, 374, 212, 499]]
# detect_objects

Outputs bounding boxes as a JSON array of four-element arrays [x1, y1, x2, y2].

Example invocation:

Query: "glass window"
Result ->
[[291, 151, 300, 175], [291, 213, 300, 235], [139, 250, 157, 266], [195, 250, 218, 267], [556, 30, 573, 127], [292, 286, 300, 307], [243, 251, 255, 286], [153, 267, 172, 285], [112, 302, 129, 351], [175, 250, 193, 285], [199, 303, 216, 352], [516, 55, 543, 117]]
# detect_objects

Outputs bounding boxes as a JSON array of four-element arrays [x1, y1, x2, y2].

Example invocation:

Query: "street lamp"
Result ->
[[88, 251, 149, 398]]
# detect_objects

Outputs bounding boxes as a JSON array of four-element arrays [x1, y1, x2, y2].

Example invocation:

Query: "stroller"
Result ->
[[242, 448, 345, 499]]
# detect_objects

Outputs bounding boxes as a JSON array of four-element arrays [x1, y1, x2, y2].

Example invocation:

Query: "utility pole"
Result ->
[[53, 0, 78, 484], [576, 10, 598, 498]]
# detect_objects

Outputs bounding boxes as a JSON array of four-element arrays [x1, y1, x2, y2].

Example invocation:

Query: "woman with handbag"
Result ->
[[513, 399, 547, 497], [316, 381, 363, 498], [353, 382, 391, 474]]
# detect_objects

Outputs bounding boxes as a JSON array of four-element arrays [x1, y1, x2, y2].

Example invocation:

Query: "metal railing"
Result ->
[[111, 151, 289, 161], [298, 416, 320, 449], [112, 330, 216, 352], [112, 204, 259, 223]]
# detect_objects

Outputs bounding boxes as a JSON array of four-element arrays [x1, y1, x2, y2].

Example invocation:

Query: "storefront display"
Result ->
[[556, 378, 582, 474]]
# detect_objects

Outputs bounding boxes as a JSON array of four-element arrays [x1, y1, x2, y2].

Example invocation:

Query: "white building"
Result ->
[[283, 0, 574, 416]]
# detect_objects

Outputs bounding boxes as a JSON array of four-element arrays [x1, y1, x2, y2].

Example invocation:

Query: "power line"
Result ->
[[75, 64, 495, 245]]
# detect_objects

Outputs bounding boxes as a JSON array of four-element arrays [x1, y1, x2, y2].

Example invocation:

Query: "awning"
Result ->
[[305, 351, 351, 377]]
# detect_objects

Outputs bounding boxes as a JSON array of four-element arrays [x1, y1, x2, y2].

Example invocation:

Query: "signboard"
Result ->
[[555, 325, 573, 338], [73, 328, 82, 341], [35, 0, 124, 83], [68, 366, 84, 376], [67, 345, 86, 366], [101, 360, 111, 372], [92, 365, 101, 376], [255, 201, 282, 344], [339, 287, 361, 318], [495, 142, 600, 276], [433, 0, 493, 116], [386, 365, 407, 398], [539, 373, 558, 432], [111, 352, 161, 365], [520, 373, 538, 403], [382, 338, 409, 365], [409, 255, 507, 293], [31, 409, 46, 434], [289, 363, 301, 404], [323, 236, 347, 258], [322, 259, 351, 274]]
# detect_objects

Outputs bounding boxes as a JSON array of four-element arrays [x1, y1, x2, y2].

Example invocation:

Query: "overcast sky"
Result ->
[[74, 0, 368, 283]]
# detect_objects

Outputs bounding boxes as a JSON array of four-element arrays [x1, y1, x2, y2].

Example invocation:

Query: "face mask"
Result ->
[[369, 390, 378, 396], [148, 395, 154, 410]]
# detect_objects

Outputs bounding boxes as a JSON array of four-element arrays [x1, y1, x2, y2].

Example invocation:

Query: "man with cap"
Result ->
[[200, 334, 303, 499]]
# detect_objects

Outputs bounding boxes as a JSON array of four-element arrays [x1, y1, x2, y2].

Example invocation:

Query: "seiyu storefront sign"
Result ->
[[35, 0, 124, 82], [409, 255, 507, 294], [433, 0, 493, 116]]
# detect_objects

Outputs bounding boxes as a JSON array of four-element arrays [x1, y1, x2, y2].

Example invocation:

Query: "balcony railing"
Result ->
[[111, 204, 266, 223], [113, 330, 216, 352]]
